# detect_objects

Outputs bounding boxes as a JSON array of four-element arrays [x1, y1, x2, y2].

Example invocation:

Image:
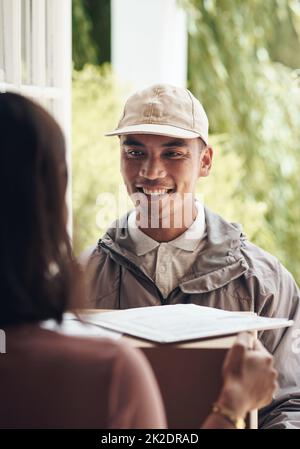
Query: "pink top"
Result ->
[[0, 324, 167, 429]]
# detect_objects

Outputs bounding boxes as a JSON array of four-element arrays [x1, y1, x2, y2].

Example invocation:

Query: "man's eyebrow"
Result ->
[[162, 139, 187, 147], [122, 138, 145, 147]]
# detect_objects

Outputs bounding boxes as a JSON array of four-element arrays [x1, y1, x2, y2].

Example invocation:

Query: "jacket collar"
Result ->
[[126, 200, 206, 256]]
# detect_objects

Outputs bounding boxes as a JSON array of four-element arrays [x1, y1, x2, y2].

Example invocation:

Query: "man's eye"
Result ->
[[126, 150, 144, 157], [165, 151, 183, 158]]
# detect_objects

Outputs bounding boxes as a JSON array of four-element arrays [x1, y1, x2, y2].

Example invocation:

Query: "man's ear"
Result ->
[[199, 146, 213, 177]]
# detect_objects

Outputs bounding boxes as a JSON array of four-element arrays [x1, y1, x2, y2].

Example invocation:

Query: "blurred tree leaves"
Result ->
[[72, 65, 123, 254], [185, 0, 300, 282], [72, 0, 111, 70]]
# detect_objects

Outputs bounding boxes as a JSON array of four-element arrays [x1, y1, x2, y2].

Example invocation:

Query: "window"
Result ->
[[0, 0, 72, 231]]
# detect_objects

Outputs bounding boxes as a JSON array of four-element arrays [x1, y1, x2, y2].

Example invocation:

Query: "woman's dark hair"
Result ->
[[0, 92, 81, 326]]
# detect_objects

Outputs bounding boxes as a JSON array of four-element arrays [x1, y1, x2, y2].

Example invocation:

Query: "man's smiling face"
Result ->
[[120, 133, 212, 226]]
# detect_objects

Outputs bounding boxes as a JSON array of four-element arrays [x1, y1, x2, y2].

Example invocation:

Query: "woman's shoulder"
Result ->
[[5, 323, 140, 367]]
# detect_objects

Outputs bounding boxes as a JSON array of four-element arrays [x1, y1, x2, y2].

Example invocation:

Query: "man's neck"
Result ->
[[136, 202, 198, 243]]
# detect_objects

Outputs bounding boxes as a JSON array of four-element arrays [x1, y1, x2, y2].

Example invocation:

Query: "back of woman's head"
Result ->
[[0, 92, 77, 326]]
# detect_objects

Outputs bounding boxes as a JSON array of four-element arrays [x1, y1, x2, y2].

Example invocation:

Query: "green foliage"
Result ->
[[72, 0, 98, 70], [72, 0, 111, 69], [72, 65, 123, 255], [186, 0, 300, 282], [267, 0, 300, 69], [197, 136, 275, 253], [84, 0, 111, 65]]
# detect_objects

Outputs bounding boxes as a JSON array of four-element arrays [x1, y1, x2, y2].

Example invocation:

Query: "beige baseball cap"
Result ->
[[105, 83, 209, 145]]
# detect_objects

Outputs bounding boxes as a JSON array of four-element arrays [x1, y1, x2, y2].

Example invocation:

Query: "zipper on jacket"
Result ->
[[99, 240, 168, 306]]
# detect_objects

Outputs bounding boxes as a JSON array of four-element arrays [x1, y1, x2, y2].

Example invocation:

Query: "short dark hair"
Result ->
[[0, 93, 81, 327], [198, 138, 207, 152]]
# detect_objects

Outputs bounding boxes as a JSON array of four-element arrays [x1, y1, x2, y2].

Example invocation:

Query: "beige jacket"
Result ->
[[85, 207, 300, 429]]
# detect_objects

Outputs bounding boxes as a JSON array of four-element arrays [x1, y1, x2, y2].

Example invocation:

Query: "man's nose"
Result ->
[[139, 157, 167, 180]]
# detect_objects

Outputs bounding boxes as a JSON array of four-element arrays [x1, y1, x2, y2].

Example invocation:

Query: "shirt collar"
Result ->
[[128, 200, 206, 256]]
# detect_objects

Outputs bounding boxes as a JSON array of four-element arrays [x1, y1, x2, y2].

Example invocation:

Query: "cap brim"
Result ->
[[105, 123, 207, 144]]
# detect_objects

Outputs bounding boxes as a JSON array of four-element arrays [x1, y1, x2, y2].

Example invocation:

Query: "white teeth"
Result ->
[[142, 188, 169, 195]]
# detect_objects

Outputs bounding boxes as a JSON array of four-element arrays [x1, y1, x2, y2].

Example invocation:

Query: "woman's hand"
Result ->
[[217, 332, 278, 418]]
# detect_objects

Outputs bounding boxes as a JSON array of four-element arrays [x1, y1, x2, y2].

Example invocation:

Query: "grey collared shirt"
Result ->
[[117, 201, 207, 298]]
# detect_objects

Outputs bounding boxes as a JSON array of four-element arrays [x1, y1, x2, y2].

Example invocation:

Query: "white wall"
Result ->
[[111, 0, 187, 93], [0, 0, 72, 234]]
